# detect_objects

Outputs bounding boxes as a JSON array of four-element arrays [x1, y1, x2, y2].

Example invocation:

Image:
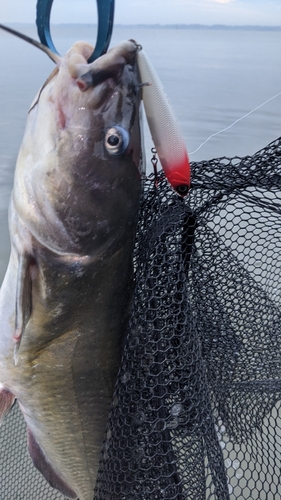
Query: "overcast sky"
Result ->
[[1, 0, 281, 26]]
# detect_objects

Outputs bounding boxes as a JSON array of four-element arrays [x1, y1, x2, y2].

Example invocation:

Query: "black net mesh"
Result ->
[[1, 136, 281, 499]]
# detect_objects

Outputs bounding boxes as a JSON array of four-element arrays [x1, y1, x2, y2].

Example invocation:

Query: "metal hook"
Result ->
[[36, 0, 115, 61], [151, 147, 159, 188]]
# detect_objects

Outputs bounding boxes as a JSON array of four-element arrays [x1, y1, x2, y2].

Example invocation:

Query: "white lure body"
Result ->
[[137, 48, 190, 195]]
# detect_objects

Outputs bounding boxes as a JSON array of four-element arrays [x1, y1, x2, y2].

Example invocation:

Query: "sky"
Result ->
[[1, 0, 281, 26]]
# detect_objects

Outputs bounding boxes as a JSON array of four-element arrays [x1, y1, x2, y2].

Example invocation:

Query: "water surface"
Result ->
[[0, 25, 281, 282]]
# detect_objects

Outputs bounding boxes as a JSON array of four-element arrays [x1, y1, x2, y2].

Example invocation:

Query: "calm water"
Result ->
[[0, 25, 281, 282]]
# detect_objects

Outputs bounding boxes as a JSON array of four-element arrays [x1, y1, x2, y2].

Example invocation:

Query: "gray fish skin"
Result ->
[[0, 40, 143, 500]]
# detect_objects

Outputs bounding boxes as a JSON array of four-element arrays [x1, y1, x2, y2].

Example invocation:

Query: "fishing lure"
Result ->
[[137, 47, 191, 196]]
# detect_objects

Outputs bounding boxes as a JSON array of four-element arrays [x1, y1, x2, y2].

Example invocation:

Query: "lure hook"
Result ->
[[36, 0, 115, 61], [151, 147, 159, 187]]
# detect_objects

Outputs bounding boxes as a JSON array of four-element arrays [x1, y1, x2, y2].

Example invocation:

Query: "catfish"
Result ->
[[0, 32, 143, 500]]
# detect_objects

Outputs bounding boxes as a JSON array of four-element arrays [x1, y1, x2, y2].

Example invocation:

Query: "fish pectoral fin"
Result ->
[[14, 254, 35, 364], [0, 388, 15, 423], [27, 428, 78, 499]]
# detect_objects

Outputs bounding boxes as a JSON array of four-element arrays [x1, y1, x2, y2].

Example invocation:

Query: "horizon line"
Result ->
[[4, 22, 281, 29]]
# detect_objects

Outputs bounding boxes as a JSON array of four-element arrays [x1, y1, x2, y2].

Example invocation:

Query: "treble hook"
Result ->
[[36, 0, 115, 62]]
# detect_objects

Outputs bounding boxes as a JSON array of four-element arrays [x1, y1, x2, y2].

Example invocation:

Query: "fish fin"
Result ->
[[14, 254, 34, 365], [27, 428, 78, 499], [0, 388, 15, 423]]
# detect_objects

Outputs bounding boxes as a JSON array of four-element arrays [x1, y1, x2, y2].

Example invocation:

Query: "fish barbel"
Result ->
[[0, 36, 143, 499]]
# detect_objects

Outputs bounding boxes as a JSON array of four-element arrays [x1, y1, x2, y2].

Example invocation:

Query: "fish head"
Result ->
[[12, 40, 143, 256]]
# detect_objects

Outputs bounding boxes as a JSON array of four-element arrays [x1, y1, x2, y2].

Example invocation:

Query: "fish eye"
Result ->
[[105, 126, 130, 156]]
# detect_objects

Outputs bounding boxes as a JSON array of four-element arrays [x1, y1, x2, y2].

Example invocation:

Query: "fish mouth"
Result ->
[[27, 39, 140, 116], [67, 39, 139, 92]]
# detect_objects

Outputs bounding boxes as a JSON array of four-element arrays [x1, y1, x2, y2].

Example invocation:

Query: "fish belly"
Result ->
[[0, 243, 133, 499]]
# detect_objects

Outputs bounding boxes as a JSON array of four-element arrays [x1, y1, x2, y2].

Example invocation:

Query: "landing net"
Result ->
[[1, 136, 281, 499]]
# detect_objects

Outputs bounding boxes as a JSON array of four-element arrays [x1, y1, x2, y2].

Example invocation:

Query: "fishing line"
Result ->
[[189, 90, 281, 155]]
